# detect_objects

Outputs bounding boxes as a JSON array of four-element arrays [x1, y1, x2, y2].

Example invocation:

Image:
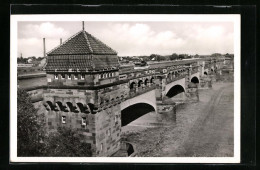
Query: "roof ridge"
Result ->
[[83, 31, 93, 53], [86, 32, 117, 55], [46, 30, 84, 55]]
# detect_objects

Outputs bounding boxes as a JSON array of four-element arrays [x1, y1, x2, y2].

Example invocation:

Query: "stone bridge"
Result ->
[[20, 27, 227, 157], [23, 58, 225, 157]]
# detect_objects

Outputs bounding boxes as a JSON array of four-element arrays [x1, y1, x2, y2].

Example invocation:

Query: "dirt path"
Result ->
[[123, 82, 234, 157]]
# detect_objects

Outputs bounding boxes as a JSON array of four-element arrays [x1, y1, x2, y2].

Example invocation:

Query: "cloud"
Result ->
[[18, 38, 62, 57], [17, 22, 234, 57], [96, 23, 188, 56], [19, 22, 70, 39], [18, 22, 71, 57]]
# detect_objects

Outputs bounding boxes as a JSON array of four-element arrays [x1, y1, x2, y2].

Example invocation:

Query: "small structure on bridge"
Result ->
[[43, 26, 122, 156]]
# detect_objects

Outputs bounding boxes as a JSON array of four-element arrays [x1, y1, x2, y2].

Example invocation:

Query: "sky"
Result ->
[[18, 21, 234, 58]]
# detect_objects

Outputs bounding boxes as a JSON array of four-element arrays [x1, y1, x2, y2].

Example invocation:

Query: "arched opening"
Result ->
[[204, 72, 208, 75], [144, 79, 149, 86], [55, 101, 63, 111], [66, 102, 74, 112], [167, 72, 171, 78], [45, 101, 54, 111], [166, 85, 185, 98], [121, 103, 155, 126], [173, 71, 176, 78], [150, 77, 154, 84], [138, 80, 143, 87], [76, 103, 85, 113], [130, 82, 136, 90], [111, 98, 115, 105], [87, 103, 95, 114], [211, 68, 214, 72], [157, 76, 163, 81], [191, 76, 199, 84]]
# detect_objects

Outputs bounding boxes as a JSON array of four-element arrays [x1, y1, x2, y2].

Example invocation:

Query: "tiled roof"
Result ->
[[45, 30, 119, 72], [47, 30, 117, 55], [45, 55, 119, 72]]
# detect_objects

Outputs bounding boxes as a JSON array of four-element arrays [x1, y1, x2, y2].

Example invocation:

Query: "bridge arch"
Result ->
[[138, 80, 143, 87], [191, 76, 199, 84], [130, 82, 136, 90], [165, 84, 185, 98], [121, 103, 155, 126], [150, 77, 154, 84], [144, 78, 149, 86]]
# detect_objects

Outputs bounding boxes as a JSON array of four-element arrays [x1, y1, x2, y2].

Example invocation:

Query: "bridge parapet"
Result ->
[[127, 84, 157, 100], [166, 74, 187, 84]]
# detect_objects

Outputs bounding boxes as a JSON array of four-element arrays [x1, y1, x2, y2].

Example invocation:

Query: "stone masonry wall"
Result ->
[[94, 104, 121, 156], [43, 88, 97, 148]]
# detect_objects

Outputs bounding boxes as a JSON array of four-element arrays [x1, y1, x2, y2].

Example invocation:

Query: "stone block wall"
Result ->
[[46, 110, 96, 145], [42, 85, 122, 156], [94, 104, 121, 156], [42, 88, 98, 149]]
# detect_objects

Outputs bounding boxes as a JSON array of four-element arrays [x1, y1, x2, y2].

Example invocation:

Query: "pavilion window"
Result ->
[[61, 74, 65, 79], [81, 74, 85, 80], [61, 116, 66, 124], [98, 74, 102, 79], [100, 143, 103, 152], [54, 74, 58, 79], [82, 117, 86, 126], [68, 74, 71, 80], [74, 74, 78, 80]]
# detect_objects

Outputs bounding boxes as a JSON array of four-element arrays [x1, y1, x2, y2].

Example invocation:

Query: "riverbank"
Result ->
[[122, 81, 234, 157]]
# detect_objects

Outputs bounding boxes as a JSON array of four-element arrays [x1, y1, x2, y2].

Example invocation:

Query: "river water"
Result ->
[[18, 77, 47, 88]]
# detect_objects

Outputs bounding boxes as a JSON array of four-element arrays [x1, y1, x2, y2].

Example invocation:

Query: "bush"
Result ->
[[17, 89, 45, 156], [44, 127, 92, 157], [17, 88, 92, 157]]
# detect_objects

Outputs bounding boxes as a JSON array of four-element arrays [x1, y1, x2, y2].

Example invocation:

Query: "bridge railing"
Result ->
[[166, 74, 187, 84], [127, 83, 157, 100], [191, 69, 198, 75]]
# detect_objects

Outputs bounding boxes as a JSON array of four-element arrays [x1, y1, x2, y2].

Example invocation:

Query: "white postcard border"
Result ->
[[10, 14, 241, 163]]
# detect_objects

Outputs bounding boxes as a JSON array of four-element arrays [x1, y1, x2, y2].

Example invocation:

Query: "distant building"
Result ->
[[39, 57, 47, 67], [27, 58, 33, 63]]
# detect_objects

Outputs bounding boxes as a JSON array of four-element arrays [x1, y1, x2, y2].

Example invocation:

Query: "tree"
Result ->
[[169, 53, 178, 60], [44, 127, 92, 157], [17, 89, 45, 156], [178, 54, 185, 60], [149, 54, 157, 60], [211, 53, 221, 58], [194, 54, 199, 58], [17, 89, 93, 157]]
